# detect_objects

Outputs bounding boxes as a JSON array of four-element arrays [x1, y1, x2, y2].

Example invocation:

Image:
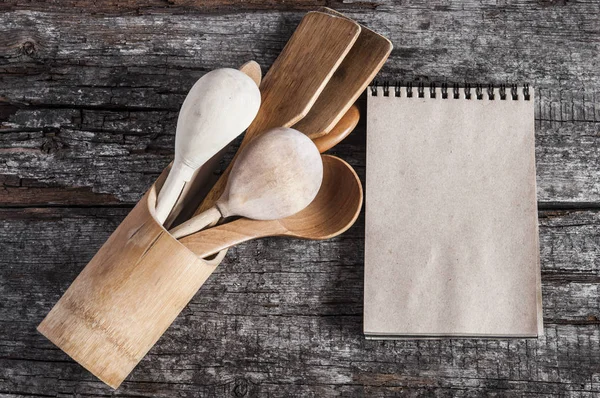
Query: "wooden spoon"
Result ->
[[313, 104, 359, 153], [154, 68, 261, 224], [163, 61, 263, 229], [171, 103, 359, 237], [192, 11, 361, 216], [238, 60, 262, 86], [173, 101, 358, 227], [179, 155, 363, 259], [170, 127, 323, 239], [293, 7, 392, 139]]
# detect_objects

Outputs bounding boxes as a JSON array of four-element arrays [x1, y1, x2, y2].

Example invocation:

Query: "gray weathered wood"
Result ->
[[1, 7, 599, 205], [0, 208, 599, 396], [0, 1, 599, 396]]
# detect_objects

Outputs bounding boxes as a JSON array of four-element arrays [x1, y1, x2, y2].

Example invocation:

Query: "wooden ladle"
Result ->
[[179, 155, 363, 259], [170, 127, 323, 239]]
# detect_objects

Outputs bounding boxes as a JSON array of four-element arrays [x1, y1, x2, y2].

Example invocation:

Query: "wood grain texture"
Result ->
[[1, 1, 599, 396], [0, 0, 381, 14], [292, 7, 392, 139], [37, 170, 222, 388], [0, 208, 599, 396], [0, 7, 597, 205]]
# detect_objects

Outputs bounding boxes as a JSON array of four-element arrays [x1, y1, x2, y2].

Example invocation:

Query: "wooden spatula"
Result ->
[[192, 11, 361, 216], [292, 7, 392, 139]]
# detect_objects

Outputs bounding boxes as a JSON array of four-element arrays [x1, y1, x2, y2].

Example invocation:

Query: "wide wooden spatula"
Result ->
[[192, 11, 361, 216], [293, 7, 392, 139]]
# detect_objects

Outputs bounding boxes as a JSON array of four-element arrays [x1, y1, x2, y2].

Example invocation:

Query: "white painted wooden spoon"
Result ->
[[169, 127, 323, 239], [154, 68, 261, 224], [162, 61, 263, 229]]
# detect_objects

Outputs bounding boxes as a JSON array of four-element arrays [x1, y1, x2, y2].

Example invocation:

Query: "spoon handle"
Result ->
[[312, 105, 359, 153], [169, 206, 222, 239], [179, 218, 287, 259], [154, 176, 185, 225], [154, 161, 196, 225]]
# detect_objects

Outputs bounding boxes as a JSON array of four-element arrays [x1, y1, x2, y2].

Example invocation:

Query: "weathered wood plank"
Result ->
[[0, 208, 598, 396], [1, 6, 599, 204], [2, 6, 599, 88], [1, 208, 598, 320], [1, 103, 599, 206], [0, 324, 598, 397], [2, 8, 599, 105], [0, 0, 382, 14]]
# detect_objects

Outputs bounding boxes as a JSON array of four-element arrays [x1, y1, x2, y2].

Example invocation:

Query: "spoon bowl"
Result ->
[[191, 12, 361, 217], [278, 154, 361, 239], [169, 127, 323, 239], [179, 154, 363, 258]]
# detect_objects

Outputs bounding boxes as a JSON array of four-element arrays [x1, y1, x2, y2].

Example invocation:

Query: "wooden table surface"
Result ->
[[1, 1, 599, 397]]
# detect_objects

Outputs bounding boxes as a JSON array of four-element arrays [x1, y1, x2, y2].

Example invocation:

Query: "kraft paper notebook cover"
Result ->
[[364, 84, 543, 338]]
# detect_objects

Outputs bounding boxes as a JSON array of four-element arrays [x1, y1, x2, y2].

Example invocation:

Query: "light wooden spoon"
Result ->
[[163, 61, 263, 229], [179, 155, 363, 259], [170, 127, 323, 239], [154, 68, 261, 224], [167, 101, 359, 231], [238, 60, 262, 86]]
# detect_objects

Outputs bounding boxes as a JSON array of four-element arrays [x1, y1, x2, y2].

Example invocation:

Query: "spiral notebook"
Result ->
[[364, 83, 543, 338]]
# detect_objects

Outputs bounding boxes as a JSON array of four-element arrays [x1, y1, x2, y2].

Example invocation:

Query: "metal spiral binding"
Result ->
[[370, 81, 531, 100]]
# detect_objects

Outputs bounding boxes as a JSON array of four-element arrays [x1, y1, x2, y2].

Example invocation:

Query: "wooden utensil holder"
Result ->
[[37, 169, 221, 389]]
